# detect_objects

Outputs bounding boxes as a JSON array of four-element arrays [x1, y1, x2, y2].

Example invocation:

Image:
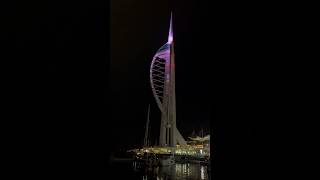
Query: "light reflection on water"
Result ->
[[139, 163, 209, 180]]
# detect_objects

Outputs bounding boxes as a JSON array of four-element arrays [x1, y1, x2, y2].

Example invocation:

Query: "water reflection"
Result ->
[[139, 163, 209, 180], [200, 166, 205, 180]]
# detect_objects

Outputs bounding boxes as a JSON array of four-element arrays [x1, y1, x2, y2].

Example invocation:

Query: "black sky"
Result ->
[[4, 0, 312, 179]]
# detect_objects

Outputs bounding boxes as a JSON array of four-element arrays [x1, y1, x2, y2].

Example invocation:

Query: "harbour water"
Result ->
[[110, 161, 211, 180]]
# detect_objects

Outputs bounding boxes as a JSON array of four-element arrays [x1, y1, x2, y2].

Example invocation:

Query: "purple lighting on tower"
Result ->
[[168, 12, 173, 44]]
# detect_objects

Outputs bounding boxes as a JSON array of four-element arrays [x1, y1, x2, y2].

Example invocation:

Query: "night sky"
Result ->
[[4, 0, 307, 179], [6, 0, 211, 170], [111, 1, 211, 150]]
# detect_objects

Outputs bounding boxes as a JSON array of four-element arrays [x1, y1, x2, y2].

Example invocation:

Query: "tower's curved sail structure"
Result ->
[[150, 13, 187, 147], [150, 43, 169, 113]]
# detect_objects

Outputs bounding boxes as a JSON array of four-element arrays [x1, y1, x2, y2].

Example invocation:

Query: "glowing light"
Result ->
[[168, 13, 173, 43]]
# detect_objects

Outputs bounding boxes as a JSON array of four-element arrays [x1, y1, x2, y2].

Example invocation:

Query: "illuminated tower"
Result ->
[[150, 13, 187, 147]]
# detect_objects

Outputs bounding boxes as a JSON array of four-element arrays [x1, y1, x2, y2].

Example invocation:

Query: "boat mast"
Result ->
[[143, 104, 151, 147]]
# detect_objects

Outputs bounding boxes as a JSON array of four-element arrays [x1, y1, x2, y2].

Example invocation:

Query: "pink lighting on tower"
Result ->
[[168, 12, 173, 44]]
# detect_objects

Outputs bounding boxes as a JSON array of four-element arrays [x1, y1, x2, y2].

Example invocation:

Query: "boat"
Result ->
[[131, 104, 154, 165]]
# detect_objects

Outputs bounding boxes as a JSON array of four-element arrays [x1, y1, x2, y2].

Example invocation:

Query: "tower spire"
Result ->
[[168, 12, 173, 43]]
